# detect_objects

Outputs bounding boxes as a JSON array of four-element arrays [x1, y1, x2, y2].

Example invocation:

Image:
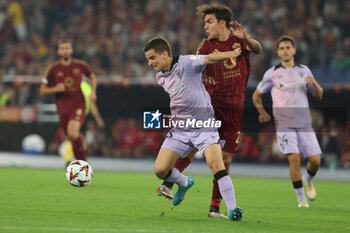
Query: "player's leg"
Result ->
[[158, 149, 197, 199], [203, 143, 243, 221], [66, 119, 87, 161], [277, 129, 308, 207], [298, 129, 322, 201], [287, 153, 308, 208], [209, 131, 239, 218], [158, 130, 195, 205]]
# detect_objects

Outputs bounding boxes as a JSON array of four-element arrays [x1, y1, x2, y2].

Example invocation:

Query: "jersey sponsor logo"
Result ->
[[143, 109, 161, 129], [168, 83, 186, 96], [57, 72, 63, 77], [278, 81, 304, 89]]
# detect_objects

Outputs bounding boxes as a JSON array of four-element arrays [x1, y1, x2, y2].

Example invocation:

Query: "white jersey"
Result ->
[[257, 63, 315, 128], [155, 55, 214, 122]]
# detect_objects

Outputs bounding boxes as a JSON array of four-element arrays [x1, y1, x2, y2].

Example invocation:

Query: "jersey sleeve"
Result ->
[[81, 62, 92, 77], [43, 66, 54, 86], [196, 40, 209, 55], [183, 55, 207, 74], [257, 68, 274, 94], [303, 65, 315, 92]]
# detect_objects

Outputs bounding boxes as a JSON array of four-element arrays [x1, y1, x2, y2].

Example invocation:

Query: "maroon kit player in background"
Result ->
[[157, 3, 262, 218], [40, 38, 97, 162]]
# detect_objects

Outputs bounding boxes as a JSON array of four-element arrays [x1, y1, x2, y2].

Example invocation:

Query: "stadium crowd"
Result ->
[[0, 0, 349, 83]]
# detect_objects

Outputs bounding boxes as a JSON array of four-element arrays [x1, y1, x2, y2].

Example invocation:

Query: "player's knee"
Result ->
[[66, 132, 79, 141], [309, 155, 321, 168], [223, 156, 233, 167], [288, 154, 300, 167], [154, 165, 168, 179]]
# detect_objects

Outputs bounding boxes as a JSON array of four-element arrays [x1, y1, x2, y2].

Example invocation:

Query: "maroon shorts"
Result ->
[[212, 101, 243, 154], [59, 107, 85, 134]]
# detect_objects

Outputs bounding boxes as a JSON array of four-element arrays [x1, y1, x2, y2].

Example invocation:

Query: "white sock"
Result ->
[[164, 168, 187, 187]]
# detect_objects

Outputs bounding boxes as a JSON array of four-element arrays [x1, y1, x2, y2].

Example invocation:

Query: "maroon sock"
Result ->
[[174, 157, 191, 172], [211, 179, 222, 206], [72, 135, 87, 161]]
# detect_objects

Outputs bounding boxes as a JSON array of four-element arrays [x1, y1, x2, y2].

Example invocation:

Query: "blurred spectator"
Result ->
[[0, 0, 348, 85], [120, 118, 143, 158], [6, 0, 27, 40]]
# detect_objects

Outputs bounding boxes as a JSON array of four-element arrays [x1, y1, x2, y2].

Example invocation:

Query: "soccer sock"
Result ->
[[215, 170, 236, 211], [304, 169, 316, 183], [72, 135, 87, 161], [163, 157, 192, 189], [293, 180, 306, 201], [174, 157, 192, 172], [163, 168, 188, 187], [211, 179, 222, 207]]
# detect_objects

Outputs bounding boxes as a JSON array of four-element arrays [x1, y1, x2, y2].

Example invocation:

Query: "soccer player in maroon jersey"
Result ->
[[157, 3, 262, 218], [39, 39, 97, 162]]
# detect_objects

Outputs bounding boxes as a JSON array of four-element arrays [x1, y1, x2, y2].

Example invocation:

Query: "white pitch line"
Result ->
[[1, 226, 213, 233]]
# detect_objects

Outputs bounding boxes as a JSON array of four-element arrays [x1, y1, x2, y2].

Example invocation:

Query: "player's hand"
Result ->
[[229, 21, 248, 40], [305, 76, 316, 85], [55, 83, 66, 92], [258, 112, 271, 123], [89, 93, 97, 101], [229, 48, 241, 64], [202, 74, 217, 85]]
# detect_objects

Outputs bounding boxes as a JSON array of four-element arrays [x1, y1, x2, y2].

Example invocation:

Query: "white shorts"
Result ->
[[276, 128, 321, 157]]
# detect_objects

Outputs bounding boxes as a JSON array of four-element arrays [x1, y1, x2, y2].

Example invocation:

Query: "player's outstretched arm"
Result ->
[[204, 48, 241, 65], [305, 76, 323, 100], [39, 83, 65, 95], [252, 89, 271, 123], [229, 21, 262, 54]]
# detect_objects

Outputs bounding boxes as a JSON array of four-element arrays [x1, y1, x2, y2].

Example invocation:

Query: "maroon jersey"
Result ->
[[44, 59, 92, 116], [197, 34, 251, 106]]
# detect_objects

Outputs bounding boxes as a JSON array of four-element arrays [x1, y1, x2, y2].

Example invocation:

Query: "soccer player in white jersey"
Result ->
[[252, 35, 323, 208], [143, 37, 243, 221]]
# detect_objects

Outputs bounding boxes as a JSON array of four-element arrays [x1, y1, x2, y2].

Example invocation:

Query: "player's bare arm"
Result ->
[[88, 73, 97, 101], [39, 83, 66, 95], [305, 76, 323, 100], [229, 21, 262, 54], [204, 48, 241, 65], [252, 89, 271, 123]]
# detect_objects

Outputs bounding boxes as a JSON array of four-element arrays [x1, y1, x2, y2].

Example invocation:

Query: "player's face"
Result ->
[[145, 49, 167, 72], [277, 41, 296, 62], [57, 42, 73, 60], [203, 14, 223, 40]]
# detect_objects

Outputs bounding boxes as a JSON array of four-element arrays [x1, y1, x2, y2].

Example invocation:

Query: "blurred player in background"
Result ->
[[157, 2, 262, 219], [49, 80, 105, 165], [40, 38, 97, 162], [252, 35, 323, 208], [144, 37, 243, 221]]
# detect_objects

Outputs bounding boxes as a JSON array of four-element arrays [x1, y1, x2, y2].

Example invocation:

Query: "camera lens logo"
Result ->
[[143, 109, 162, 129]]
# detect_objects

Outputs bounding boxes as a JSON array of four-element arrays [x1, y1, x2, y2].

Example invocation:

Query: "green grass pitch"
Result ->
[[0, 167, 349, 233]]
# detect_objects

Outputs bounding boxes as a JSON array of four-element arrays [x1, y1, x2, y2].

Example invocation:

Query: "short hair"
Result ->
[[57, 38, 72, 46], [276, 35, 295, 49], [196, 2, 233, 28], [143, 37, 172, 56]]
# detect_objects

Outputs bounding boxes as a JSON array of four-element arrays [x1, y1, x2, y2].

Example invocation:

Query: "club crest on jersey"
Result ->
[[64, 77, 74, 88]]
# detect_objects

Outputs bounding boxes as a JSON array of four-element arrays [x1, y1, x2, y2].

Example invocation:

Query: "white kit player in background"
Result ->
[[253, 35, 323, 208], [143, 37, 244, 221]]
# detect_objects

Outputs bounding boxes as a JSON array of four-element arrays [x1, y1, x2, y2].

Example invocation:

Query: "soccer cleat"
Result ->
[[208, 206, 228, 219], [228, 207, 243, 221], [298, 199, 309, 208], [172, 177, 194, 206], [304, 180, 317, 201], [157, 184, 173, 200]]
